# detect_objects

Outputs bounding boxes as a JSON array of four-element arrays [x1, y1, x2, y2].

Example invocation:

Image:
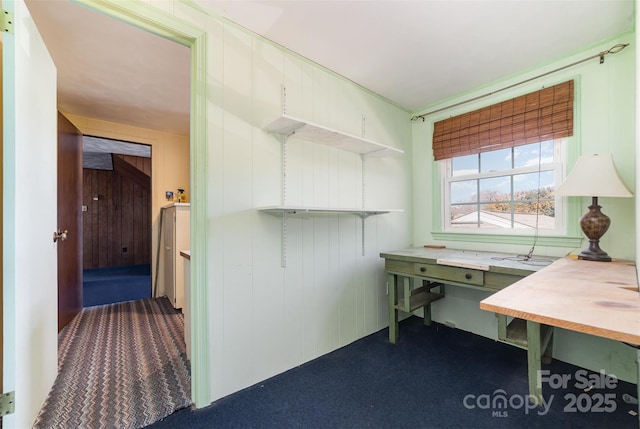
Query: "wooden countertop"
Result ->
[[480, 256, 640, 345]]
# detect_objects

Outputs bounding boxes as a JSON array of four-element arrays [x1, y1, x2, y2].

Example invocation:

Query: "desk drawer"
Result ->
[[385, 260, 414, 276], [413, 263, 484, 286], [485, 272, 525, 291]]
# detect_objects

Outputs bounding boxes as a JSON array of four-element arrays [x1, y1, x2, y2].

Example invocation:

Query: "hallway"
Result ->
[[33, 297, 190, 428]]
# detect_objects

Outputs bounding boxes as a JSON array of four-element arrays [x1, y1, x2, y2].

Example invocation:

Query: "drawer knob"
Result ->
[[465, 273, 472, 280], [420, 267, 426, 273]]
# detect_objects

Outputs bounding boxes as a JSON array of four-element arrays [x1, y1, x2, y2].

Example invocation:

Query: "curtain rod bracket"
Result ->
[[599, 43, 629, 64]]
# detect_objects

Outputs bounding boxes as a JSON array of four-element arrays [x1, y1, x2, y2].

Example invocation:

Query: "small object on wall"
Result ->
[[82, 205, 88, 212], [177, 188, 186, 203], [165, 191, 174, 201]]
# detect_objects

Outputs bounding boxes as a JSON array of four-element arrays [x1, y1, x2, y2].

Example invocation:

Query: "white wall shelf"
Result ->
[[257, 206, 401, 216], [261, 103, 404, 267], [264, 114, 404, 158], [258, 206, 403, 267]]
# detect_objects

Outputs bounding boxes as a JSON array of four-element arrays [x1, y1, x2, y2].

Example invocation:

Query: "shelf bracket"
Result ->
[[360, 154, 369, 257], [358, 212, 373, 256], [282, 84, 287, 115], [281, 136, 288, 208], [280, 129, 290, 268], [281, 210, 288, 268], [280, 208, 303, 268]]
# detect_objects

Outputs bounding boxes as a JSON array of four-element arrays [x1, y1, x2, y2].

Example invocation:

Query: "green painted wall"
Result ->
[[410, 33, 637, 383]]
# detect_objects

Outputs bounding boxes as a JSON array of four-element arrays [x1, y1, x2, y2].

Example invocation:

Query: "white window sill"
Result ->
[[431, 231, 583, 248]]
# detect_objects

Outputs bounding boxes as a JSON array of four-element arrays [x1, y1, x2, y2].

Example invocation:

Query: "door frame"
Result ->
[[0, 34, 4, 415], [72, 0, 210, 407]]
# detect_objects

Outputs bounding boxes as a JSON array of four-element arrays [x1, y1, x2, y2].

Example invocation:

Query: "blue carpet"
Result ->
[[83, 264, 151, 307], [148, 316, 638, 429]]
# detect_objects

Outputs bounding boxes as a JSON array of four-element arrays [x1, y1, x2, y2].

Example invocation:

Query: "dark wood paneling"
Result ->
[[83, 155, 151, 269], [114, 154, 151, 190], [58, 112, 83, 331], [119, 153, 151, 176], [97, 168, 110, 267], [108, 170, 117, 265], [120, 178, 134, 266], [82, 169, 94, 267]]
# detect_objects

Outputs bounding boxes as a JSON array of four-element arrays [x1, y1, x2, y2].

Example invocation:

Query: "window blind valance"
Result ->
[[432, 80, 574, 161]]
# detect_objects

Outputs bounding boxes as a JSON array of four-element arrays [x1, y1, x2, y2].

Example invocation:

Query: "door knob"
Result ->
[[53, 229, 68, 243]]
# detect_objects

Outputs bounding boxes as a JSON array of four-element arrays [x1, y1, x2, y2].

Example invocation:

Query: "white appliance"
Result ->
[[162, 202, 190, 309]]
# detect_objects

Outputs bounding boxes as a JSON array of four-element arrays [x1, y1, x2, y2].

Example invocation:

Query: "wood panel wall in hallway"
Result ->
[[83, 155, 151, 269]]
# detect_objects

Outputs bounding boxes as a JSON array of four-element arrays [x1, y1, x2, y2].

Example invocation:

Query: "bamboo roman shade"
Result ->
[[432, 80, 574, 161]]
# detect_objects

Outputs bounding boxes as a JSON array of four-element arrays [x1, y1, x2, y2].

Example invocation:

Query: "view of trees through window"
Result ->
[[446, 141, 558, 230]]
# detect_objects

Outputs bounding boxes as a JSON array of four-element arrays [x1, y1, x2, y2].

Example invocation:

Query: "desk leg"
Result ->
[[542, 330, 554, 364], [388, 273, 398, 344], [636, 347, 639, 423], [422, 280, 433, 326], [526, 320, 543, 405]]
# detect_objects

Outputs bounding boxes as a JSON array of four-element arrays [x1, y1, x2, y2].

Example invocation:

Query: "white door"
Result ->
[[3, 0, 58, 427]]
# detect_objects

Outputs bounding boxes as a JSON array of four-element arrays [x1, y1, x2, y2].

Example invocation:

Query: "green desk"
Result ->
[[480, 256, 640, 420], [380, 247, 550, 344]]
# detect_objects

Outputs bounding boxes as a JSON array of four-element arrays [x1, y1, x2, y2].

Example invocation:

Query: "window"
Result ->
[[442, 139, 565, 234], [432, 80, 574, 238]]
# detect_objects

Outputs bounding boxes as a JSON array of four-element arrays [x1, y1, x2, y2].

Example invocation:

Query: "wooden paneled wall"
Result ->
[[119, 153, 151, 176], [83, 154, 151, 269]]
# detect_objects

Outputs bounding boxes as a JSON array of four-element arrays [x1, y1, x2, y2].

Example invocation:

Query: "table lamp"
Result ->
[[554, 154, 632, 262]]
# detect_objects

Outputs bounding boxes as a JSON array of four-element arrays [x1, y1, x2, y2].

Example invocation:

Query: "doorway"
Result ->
[[24, 0, 211, 409], [25, 2, 188, 302], [82, 137, 153, 307]]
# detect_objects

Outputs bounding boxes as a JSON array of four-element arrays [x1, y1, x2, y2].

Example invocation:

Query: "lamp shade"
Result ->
[[554, 154, 632, 198]]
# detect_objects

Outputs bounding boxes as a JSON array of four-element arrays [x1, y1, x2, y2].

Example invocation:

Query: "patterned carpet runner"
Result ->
[[33, 297, 191, 429]]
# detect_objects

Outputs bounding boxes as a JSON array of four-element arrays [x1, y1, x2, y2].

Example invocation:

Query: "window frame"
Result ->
[[428, 77, 584, 248], [431, 140, 585, 246], [440, 139, 569, 236]]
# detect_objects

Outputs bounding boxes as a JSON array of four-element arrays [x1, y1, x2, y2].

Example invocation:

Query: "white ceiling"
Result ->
[[197, 0, 634, 111], [26, 0, 191, 136], [26, 0, 634, 138]]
